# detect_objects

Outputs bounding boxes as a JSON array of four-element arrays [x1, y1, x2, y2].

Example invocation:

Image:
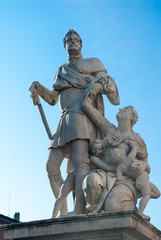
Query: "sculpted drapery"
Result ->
[[49, 58, 119, 149]]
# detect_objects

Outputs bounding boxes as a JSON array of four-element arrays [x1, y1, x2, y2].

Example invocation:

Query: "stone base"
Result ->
[[1, 211, 161, 240]]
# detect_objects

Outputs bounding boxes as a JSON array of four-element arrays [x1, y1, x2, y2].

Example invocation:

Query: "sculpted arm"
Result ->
[[116, 165, 128, 180], [99, 75, 120, 105], [90, 155, 116, 172], [84, 58, 120, 105], [87, 72, 120, 106], [82, 96, 110, 136], [127, 140, 138, 160], [30, 81, 59, 106]]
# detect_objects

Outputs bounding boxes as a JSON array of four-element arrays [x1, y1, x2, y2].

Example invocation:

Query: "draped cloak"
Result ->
[[49, 58, 120, 149]]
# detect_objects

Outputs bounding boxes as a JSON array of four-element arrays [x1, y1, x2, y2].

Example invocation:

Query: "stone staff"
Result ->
[[29, 85, 52, 140]]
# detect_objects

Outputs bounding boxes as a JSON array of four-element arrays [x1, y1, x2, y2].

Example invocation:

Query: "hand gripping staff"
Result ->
[[29, 85, 53, 140]]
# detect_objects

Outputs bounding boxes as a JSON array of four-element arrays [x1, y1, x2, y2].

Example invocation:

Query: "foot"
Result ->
[[139, 213, 150, 221], [88, 210, 98, 215]]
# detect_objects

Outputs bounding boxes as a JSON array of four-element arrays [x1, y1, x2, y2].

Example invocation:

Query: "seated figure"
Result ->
[[82, 97, 160, 220]]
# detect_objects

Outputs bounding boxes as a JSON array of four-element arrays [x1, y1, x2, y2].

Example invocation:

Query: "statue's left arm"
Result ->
[[100, 75, 120, 105], [85, 58, 120, 105]]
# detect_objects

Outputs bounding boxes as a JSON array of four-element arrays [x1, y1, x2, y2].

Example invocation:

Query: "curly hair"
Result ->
[[63, 29, 82, 49], [91, 139, 103, 148], [127, 106, 138, 127]]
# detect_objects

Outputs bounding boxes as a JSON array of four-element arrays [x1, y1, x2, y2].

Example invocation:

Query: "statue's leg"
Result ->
[[136, 172, 151, 216], [71, 139, 90, 214], [150, 182, 160, 199], [52, 170, 75, 218], [104, 184, 136, 212], [46, 147, 67, 215]]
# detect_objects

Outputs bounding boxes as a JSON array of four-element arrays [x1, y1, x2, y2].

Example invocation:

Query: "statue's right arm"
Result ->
[[127, 140, 138, 160], [90, 156, 116, 172], [116, 166, 124, 180], [30, 81, 59, 106], [82, 96, 110, 136]]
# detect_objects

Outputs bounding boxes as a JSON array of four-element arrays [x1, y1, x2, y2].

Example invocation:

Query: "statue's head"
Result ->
[[63, 30, 82, 54], [91, 139, 103, 157], [116, 106, 138, 129]]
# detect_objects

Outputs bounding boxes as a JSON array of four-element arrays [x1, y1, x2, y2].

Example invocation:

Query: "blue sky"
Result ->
[[0, 0, 161, 229]]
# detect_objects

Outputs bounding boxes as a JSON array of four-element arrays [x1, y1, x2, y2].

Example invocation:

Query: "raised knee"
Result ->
[[85, 173, 99, 189]]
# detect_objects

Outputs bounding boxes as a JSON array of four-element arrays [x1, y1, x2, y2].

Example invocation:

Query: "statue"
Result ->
[[29, 30, 120, 215], [81, 97, 160, 220]]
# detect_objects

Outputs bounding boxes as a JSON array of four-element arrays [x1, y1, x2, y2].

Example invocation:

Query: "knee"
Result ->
[[84, 173, 99, 190], [46, 149, 61, 175], [83, 173, 102, 205], [105, 195, 121, 212]]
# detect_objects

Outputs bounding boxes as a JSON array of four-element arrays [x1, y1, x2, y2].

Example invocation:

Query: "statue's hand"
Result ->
[[87, 84, 97, 99], [29, 81, 40, 91], [86, 83, 102, 102], [29, 81, 40, 105]]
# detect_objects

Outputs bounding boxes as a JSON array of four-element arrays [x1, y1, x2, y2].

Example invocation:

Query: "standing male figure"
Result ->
[[30, 30, 120, 215]]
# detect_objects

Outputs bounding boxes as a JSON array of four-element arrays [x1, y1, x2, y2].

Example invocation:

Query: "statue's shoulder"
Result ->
[[55, 63, 68, 77], [57, 63, 68, 71], [74, 58, 107, 74]]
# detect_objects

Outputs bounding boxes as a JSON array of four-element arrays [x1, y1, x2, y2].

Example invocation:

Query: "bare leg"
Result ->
[[71, 139, 90, 214], [46, 148, 67, 215], [136, 172, 151, 219], [150, 182, 160, 199], [52, 170, 75, 218]]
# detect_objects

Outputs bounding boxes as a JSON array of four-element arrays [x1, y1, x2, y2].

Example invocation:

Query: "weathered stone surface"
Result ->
[[2, 211, 161, 240], [81, 105, 160, 220], [29, 29, 120, 216], [29, 30, 160, 220]]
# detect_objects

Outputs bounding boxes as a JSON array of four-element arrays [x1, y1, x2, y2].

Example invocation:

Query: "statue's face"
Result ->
[[65, 33, 81, 53], [92, 144, 102, 157], [116, 107, 131, 125]]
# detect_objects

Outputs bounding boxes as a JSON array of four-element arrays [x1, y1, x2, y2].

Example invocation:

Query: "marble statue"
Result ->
[[29, 30, 160, 220], [81, 96, 160, 220], [29, 30, 120, 215]]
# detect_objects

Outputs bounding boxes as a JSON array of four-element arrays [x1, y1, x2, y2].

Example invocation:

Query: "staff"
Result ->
[[29, 85, 52, 140]]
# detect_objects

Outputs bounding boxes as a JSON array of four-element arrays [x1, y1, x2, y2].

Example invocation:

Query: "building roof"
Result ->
[[0, 214, 19, 225]]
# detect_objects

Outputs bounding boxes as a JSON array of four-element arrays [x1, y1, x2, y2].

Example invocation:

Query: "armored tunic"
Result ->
[[49, 58, 119, 149]]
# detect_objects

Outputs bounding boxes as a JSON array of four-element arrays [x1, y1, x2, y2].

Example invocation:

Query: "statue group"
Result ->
[[30, 30, 160, 221]]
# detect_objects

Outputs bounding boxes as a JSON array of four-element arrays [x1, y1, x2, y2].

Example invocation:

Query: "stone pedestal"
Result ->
[[1, 211, 161, 240]]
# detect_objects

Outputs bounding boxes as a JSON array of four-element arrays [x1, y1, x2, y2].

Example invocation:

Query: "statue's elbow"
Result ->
[[50, 99, 58, 106]]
